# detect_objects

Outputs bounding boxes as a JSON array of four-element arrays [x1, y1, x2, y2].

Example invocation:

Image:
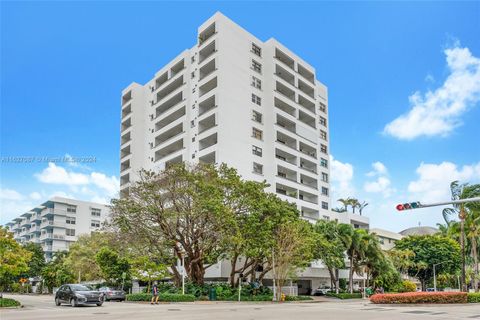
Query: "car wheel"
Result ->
[[70, 298, 77, 307], [55, 297, 61, 306], [96, 302, 103, 307]]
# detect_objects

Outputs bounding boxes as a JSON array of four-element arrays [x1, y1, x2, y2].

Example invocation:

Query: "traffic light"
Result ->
[[396, 202, 421, 211]]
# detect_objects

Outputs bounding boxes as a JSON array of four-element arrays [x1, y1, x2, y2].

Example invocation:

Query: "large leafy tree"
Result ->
[[22, 242, 45, 278], [96, 247, 130, 286], [313, 220, 350, 293], [394, 235, 461, 291], [63, 232, 113, 282], [41, 251, 74, 293], [0, 226, 32, 290], [111, 163, 233, 285]]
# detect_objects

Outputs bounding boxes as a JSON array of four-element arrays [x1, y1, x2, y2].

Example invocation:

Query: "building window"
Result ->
[[191, 56, 195, 63], [320, 158, 328, 168], [191, 120, 195, 128], [253, 162, 263, 175], [251, 43, 261, 57], [191, 71, 195, 79], [252, 128, 263, 140], [66, 205, 76, 213], [251, 93, 261, 106], [320, 144, 327, 154], [320, 130, 327, 141], [319, 102, 327, 113], [323, 215, 330, 221], [91, 208, 101, 217], [66, 229, 76, 236], [252, 110, 262, 123], [251, 60, 262, 73], [319, 116, 327, 127], [252, 145, 262, 157], [321, 201, 329, 210], [321, 172, 329, 182], [66, 217, 76, 225], [91, 220, 101, 228], [321, 187, 329, 196], [251, 76, 262, 89]]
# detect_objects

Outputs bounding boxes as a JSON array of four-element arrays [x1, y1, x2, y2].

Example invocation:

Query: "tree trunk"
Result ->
[[460, 217, 467, 292], [472, 236, 479, 293], [335, 269, 340, 294], [229, 255, 238, 287], [349, 256, 354, 294]]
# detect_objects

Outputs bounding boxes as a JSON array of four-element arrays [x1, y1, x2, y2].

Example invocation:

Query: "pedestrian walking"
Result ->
[[151, 283, 159, 305]]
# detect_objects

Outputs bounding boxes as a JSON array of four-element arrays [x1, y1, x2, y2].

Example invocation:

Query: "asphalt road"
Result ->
[[1, 294, 479, 320]]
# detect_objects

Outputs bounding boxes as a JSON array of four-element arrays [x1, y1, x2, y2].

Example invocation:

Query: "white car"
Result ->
[[312, 287, 332, 296]]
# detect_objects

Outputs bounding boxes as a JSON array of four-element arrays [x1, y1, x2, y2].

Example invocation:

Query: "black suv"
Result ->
[[55, 284, 104, 307]]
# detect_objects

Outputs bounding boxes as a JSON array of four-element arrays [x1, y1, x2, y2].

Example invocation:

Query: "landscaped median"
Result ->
[[0, 298, 21, 308], [326, 292, 362, 299], [125, 293, 313, 302], [126, 293, 196, 302], [370, 292, 480, 304]]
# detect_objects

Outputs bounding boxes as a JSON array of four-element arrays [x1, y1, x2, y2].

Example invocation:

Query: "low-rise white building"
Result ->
[[5, 197, 109, 261], [370, 228, 404, 251]]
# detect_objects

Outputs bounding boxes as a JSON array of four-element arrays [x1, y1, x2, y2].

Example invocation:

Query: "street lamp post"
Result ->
[[181, 252, 185, 295]]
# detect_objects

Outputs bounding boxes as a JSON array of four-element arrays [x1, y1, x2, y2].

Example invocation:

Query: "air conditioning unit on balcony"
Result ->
[[150, 86, 155, 92], [150, 100, 155, 106]]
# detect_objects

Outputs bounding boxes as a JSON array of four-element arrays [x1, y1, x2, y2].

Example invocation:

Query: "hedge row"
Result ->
[[326, 292, 362, 299], [468, 293, 480, 303], [126, 293, 195, 302], [370, 292, 467, 304], [285, 295, 313, 301], [0, 298, 21, 308]]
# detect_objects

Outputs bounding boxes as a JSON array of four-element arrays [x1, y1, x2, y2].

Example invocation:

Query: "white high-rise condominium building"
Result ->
[[5, 197, 109, 261], [120, 12, 331, 221]]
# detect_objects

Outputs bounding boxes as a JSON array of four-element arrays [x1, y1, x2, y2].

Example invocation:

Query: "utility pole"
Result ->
[[272, 247, 276, 302], [433, 261, 450, 292]]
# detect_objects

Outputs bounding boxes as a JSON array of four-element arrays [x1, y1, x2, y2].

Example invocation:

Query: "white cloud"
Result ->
[[408, 161, 480, 203], [364, 162, 395, 197], [0, 188, 24, 201], [29, 192, 42, 200], [330, 155, 355, 200], [384, 44, 480, 140], [35, 163, 119, 197]]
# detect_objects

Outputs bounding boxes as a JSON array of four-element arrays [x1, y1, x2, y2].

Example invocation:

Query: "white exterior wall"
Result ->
[[370, 228, 404, 251], [5, 197, 109, 261], [119, 12, 331, 220]]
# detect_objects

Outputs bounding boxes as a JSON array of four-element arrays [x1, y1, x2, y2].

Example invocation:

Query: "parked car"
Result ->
[[312, 286, 332, 296], [98, 287, 126, 301], [55, 284, 104, 307]]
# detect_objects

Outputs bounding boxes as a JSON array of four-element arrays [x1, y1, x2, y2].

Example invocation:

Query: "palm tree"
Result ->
[[357, 201, 369, 216], [442, 181, 480, 292], [346, 228, 370, 293], [337, 198, 350, 212], [349, 198, 360, 214]]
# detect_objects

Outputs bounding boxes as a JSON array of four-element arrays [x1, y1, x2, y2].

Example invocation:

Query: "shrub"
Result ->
[[126, 293, 195, 302], [326, 292, 362, 299], [370, 292, 467, 304], [399, 280, 417, 293], [0, 298, 21, 308], [468, 293, 480, 303]]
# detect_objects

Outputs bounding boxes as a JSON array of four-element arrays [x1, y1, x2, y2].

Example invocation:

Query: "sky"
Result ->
[[1, 1, 479, 232]]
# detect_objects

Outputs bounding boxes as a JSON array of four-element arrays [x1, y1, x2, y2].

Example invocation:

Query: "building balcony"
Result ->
[[120, 159, 130, 173], [300, 174, 318, 190], [120, 173, 130, 186], [275, 183, 298, 200], [199, 40, 216, 64], [277, 165, 298, 183], [155, 105, 186, 132], [199, 58, 216, 81], [298, 141, 317, 160], [121, 104, 132, 118], [121, 145, 131, 159], [40, 220, 54, 229], [199, 76, 217, 97], [300, 158, 317, 174], [297, 64, 315, 85], [198, 113, 216, 134], [198, 150, 216, 164], [275, 147, 297, 166], [275, 64, 295, 86], [154, 138, 184, 162], [155, 92, 185, 118], [274, 96, 296, 117], [275, 48, 295, 70], [298, 110, 316, 129], [199, 132, 217, 151], [154, 123, 184, 149], [198, 94, 216, 117], [121, 117, 132, 132], [299, 190, 318, 204], [122, 91, 132, 106], [276, 114, 296, 135], [155, 75, 184, 103], [198, 22, 216, 46], [276, 131, 297, 150], [275, 81, 295, 102], [298, 94, 316, 115], [298, 79, 315, 99], [121, 131, 131, 146]]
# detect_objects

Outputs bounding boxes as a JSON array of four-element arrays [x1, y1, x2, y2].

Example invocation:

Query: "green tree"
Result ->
[[63, 232, 114, 282], [394, 235, 461, 291], [130, 255, 169, 293], [272, 219, 315, 300], [110, 163, 232, 285], [0, 227, 32, 290], [96, 247, 130, 286], [313, 220, 350, 293], [22, 242, 45, 278], [41, 251, 74, 293]]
